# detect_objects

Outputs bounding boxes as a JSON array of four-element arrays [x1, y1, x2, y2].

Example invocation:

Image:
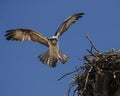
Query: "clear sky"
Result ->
[[1, 0, 120, 96]]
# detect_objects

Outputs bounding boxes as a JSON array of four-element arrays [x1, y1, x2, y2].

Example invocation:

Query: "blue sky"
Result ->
[[1, 0, 120, 96]]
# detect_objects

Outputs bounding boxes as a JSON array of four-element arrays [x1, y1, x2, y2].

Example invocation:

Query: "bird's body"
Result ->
[[5, 13, 84, 67], [39, 38, 61, 67]]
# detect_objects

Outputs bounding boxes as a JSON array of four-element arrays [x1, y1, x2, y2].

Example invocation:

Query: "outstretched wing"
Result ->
[[5, 29, 49, 47], [55, 13, 84, 38]]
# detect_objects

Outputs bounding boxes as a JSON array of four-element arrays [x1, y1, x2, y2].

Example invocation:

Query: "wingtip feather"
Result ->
[[74, 13, 84, 18]]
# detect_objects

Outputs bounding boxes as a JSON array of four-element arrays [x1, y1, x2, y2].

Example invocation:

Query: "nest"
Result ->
[[59, 36, 120, 96], [70, 49, 120, 96]]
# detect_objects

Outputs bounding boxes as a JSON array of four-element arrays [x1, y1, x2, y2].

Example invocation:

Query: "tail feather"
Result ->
[[59, 51, 69, 64], [38, 50, 69, 67], [38, 50, 49, 64], [38, 50, 57, 67]]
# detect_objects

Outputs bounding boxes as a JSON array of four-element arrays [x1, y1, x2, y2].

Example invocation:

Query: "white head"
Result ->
[[50, 36, 58, 40], [52, 36, 57, 39]]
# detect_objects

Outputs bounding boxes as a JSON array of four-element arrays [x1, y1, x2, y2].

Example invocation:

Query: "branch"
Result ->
[[58, 67, 85, 81], [86, 35, 99, 52]]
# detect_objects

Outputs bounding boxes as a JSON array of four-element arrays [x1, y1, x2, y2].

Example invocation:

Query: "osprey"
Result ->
[[5, 13, 84, 67]]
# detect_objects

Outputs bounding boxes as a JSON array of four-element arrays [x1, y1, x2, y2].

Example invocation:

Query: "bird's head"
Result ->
[[49, 36, 58, 41], [51, 36, 58, 40], [48, 36, 58, 45]]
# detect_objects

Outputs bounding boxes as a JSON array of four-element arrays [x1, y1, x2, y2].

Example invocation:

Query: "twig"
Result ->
[[84, 65, 93, 90], [58, 67, 85, 81], [86, 35, 99, 52], [58, 70, 79, 81], [86, 49, 95, 56], [65, 82, 76, 96]]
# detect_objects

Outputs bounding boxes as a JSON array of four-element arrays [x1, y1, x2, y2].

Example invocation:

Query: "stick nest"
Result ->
[[70, 49, 120, 96]]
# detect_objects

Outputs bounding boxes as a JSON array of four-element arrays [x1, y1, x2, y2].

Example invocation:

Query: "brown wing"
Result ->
[[5, 29, 49, 47], [55, 13, 84, 38]]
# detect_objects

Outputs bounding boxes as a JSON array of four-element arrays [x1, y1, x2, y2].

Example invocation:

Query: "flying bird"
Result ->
[[5, 13, 84, 67]]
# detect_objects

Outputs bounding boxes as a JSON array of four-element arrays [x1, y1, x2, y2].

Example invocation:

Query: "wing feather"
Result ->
[[55, 13, 84, 38], [5, 29, 49, 47]]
